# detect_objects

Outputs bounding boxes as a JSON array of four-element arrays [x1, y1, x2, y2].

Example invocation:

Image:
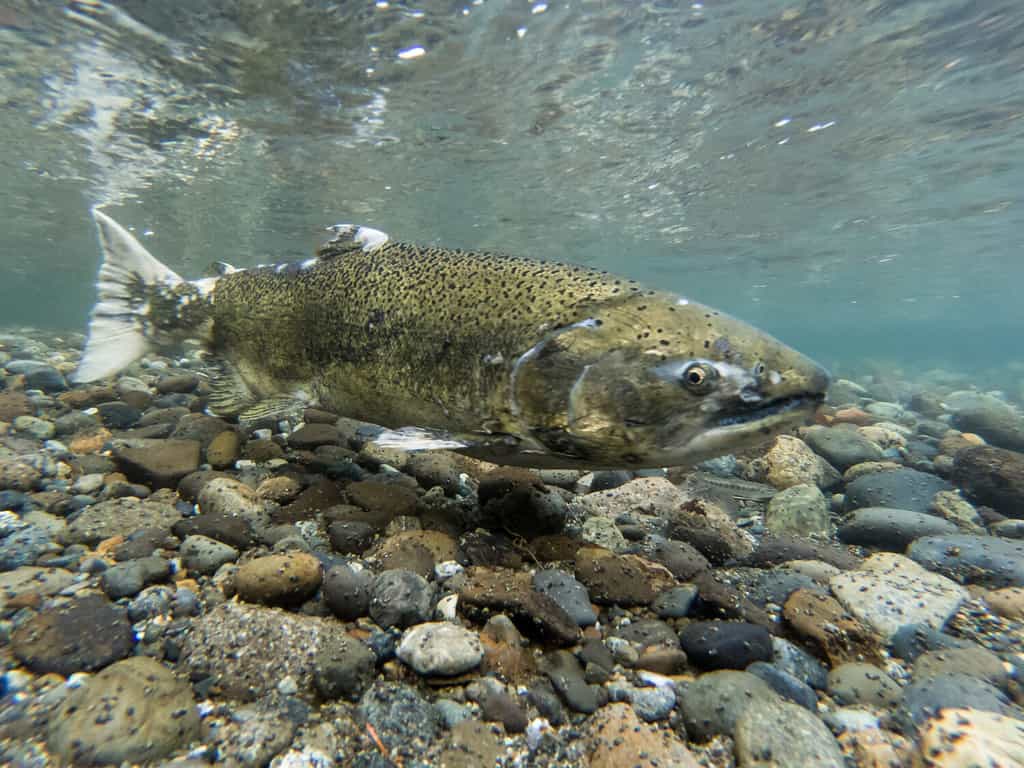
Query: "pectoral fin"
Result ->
[[237, 397, 307, 427], [373, 427, 472, 451]]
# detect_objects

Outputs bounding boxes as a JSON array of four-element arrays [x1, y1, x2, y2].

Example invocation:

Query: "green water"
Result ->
[[1, 0, 1022, 373]]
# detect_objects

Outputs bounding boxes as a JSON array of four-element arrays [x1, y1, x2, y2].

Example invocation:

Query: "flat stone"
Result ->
[[586, 703, 699, 768], [827, 663, 902, 707], [12, 593, 134, 674], [235, 552, 323, 606], [678, 621, 773, 670], [67, 497, 182, 545], [0, 566, 75, 610], [541, 649, 600, 713], [47, 656, 198, 765], [180, 534, 239, 575], [830, 553, 967, 639], [735, 696, 844, 768], [908, 534, 1024, 587], [397, 622, 483, 676], [912, 647, 1009, 688], [369, 569, 434, 628], [916, 708, 1024, 768], [288, 423, 341, 448], [532, 568, 597, 627], [746, 661, 818, 711], [783, 589, 882, 666], [574, 547, 677, 606], [346, 480, 417, 521], [111, 438, 201, 488], [678, 669, 780, 741], [804, 425, 883, 470], [895, 673, 1017, 733], [844, 468, 951, 513], [837, 507, 958, 550]]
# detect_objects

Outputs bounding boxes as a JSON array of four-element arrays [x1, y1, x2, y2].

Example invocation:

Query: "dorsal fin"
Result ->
[[317, 224, 390, 259]]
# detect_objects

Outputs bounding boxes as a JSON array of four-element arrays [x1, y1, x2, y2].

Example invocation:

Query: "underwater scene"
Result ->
[[2, 1, 1024, 766]]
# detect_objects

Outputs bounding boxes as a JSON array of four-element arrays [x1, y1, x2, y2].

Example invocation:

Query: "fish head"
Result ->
[[512, 292, 830, 468]]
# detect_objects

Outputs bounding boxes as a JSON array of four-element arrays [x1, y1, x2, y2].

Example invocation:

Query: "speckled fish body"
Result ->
[[76, 211, 830, 469]]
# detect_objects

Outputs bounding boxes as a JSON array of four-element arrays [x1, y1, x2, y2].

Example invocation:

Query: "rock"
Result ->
[[952, 445, 1024, 516], [679, 670, 780, 740], [746, 661, 818, 711], [0, 457, 41, 491], [912, 646, 1009, 688], [951, 400, 1024, 451], [667, 498, 754, 564], [916, 708, 1024, 768], [96, 401, 142, 429], [480, 471, 568, 538], [574, 547, 677, 605], [100, 555, 171, 598], [765, 484, 831, 537], [532, 568, 597, 626], [652, 584, 699, 619], [47, 656, 198, 765], [691, 571, 776, 629], [197, 477, 268, 523], [205, 430, 240, 469], [313, 633, 377, 700], [783, 589, 882, 666], [180, 534, 239, 575], [327, 520, 376, 554], [541, 649, 600, 713], [67, 497, 181, 545], [895, 673, 1017, 734], [0, 566, 75, 610], [170, 413, 232, 449], [235, 552, 323, 606], [397, 622, 483, 676], [929, 490, 985, 532], [0, 524, 52, 570], [908, 534, 1024, 587], [830, 553, 967, 640], [322, 562, 372, 621], [156, 373, 200, 393], [0, 391, 32, 421], [985, 586, 1024, 620], [761, 435, 841, 490], [572, 476, 686, 518], [358, 682, 442, 755], [14, 415, 56, 440], [837, 507, 958, 550], [634, 536, 710, 581], [741, 534, 862, 570], [438, 720, 505, 766], [374, 529, 459, 568], [369, 569, 434, 628], [346, 480, 417, 521], [289, 423, 341, 448], [734, 696, 845, 768], [586, 703, 699, 768], [844, 468, 952, 513], [678, 621, 773, 670], [827, 663, 902, 707], [173, 512, 256, 550], [629, 684, 676, 722], [11, 593, 134, 674], [804, 425, 884, 470], [458, 567, 580, 646], [112, 438, 201, 489], [182, 601, 351, 701]]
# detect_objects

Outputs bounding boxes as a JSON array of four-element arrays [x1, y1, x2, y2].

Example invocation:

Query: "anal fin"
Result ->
[[206, 359, 255, 418]]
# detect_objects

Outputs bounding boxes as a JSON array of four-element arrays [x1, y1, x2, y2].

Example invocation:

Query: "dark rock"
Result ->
[[358, 682, 442, 752], [888, 622, 972, 663], [589, 470, 633, 492], [613, 619, 680, 650], [772, 637, 829, 690], [844, 468, 952, 513], [837, 507, 958, 550], [827, 662, 902, 707], [739, 534, 861, 570], [632, 536, 710, 580], [542, 649, 600, 713], [907, 534, 1024, 587], [458, 567, 580, 646], [532, 568, 596, 627], [953, 445, 1024, 517], [323, 563, 373, 620], [205, 430, 240, 469], [734, 696, 844, 768], [280, 478, 344, 521], [692, 571, 775, 629], [574, 548, 676, 606], [289, 423, 341, 449], [678, 670, 779, 741], [173, 512, 256, 550], [314, 634, 377, 700], [369, 569, 434, 628], [155, 373, 199, 394], [179, 534, 239, 575], [170, 413, 233, 449], [24, 366, 67, 393], [652, 584, 699, 619], [328, 520, 377, 554], [0, 524, 52, 570], [405, 452, 464, 495], [952, 407, 1024, 452], [112, 438, 201, 489], [11, 594, 134, 674], [526, 679, 565, 725], [746, 661, 818, 710], [176, 470, 232, 502], [894, 672, 1017, 734], [96, 401, 142, 429], [460, 531, 523, 569], [346, 481, 417, 522], [478, 689, 528, 733], [679, 621, 773, 670], [100, 555, 170, 598]]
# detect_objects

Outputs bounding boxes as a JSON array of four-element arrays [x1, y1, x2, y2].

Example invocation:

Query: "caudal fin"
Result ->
[[73, 209, 183, 383]]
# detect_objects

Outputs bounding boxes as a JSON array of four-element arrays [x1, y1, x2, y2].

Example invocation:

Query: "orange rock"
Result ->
[[95, 535, 125, 556], [68, 427, 112, 454], [838, 727, 912, 768], [833, 407, 875, 426], [783, 588, 883, 666], [961, 432, 986, 446]]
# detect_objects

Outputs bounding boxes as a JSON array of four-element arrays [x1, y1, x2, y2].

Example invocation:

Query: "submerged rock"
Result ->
[[952, 444, 1024, 517]]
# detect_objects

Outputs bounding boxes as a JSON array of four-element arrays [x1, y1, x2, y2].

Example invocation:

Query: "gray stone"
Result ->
[[837, 507, 958, 550], [542, 649, 600, 714], [100, 555, 170, 599], [803, 425, 883, 470], [745, 661, 818, 711], [180, 534, 239, 575], [67, 497, 182, 546], [358, 682, 442, 751], [652, 584, 699, 618], [895, 673, 1018, 733], [844, 468, 951, 513], [827, 663, 902, 707], [735, 697, 844, 768], [908, 534, 1024, 587], [0, 524, 52, 570], [532, 568, 597, 627], [397, 622, 483, 676], [47, 656, 198, 765], [313, 634, 377, 700], [323, 563, 372, 621], [629, 684, 676, 722], [765, 484, 831, 537], [772, 636, 829, 690], [678, 670, 779, 740], [369, 569, 435, 628]]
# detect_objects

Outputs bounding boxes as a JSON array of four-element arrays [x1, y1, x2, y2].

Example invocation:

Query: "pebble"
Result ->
[[759, 434, 841, 490], [895, 672, 1017, 733], [369, 569, 435, 628], [358, 682, 442, 757], [0, 523, 53, 570], [205, 430, 241, 469], [180, 534, 239, 575], [532, 568, 597, 626], [765, 483, 831, 536], [313, 633, 377, 700], [912, 646, 1009, 688], [888, 622, 972, 663], [0, 457, 41, 491], [0, 565, 75, 610], [734, 696, 845, 768], [173, 511, 256, 550], [12, 593, 134, 674], [844, 467, 952, 513], [196, 476, 268, 523], [651, 583, 699, 618], [629, 683, 676, 722], [678, 620, 773, 670], [916, 708, 1024, 767], [771, 636, 829, 690], [13, 415, 55, 440], [47, 656, 199, 765], [984, 586, 1024, 619], [678, 669, 779, 740], [783, 589, 882, 666], [827, 662, 903, 707], [235, 552, 323, 606], [346, 480, 417, 522], [908, 533, 1024, 587], [746, 661, 818, 711], [952, 444, 1024, 516], [803, 425, 884, 469], [829, 552, 967, 639], [574, 547, 677, 605], [541, 649, 600, 713], [322, 562, 372, 620], [837, 507, 958, 549], [397, 621, 483, 676], [100, 555, 171, 598], [586, 703, 699, 768]]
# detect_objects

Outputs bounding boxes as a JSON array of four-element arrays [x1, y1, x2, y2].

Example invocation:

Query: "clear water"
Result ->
[[2, 0, 1023, 379]]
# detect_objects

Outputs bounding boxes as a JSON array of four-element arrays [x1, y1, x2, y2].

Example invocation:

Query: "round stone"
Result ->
[[397, 622, 484, 676], [234, 552, 322, 606], [369, 569, 434, 628], [678, 621, 773, 670]]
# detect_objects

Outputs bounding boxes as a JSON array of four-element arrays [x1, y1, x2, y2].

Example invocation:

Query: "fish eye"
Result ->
[[681, 362, 716, 393]]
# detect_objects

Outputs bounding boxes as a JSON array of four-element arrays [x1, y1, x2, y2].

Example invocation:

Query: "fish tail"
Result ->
[[73, 209, 213, 383]]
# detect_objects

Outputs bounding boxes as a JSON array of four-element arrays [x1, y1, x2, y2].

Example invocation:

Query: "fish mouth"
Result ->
[[715, 393, 824, 428]]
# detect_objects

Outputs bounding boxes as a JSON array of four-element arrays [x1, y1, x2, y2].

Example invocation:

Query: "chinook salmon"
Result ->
[[74, 209, 830, 469]]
